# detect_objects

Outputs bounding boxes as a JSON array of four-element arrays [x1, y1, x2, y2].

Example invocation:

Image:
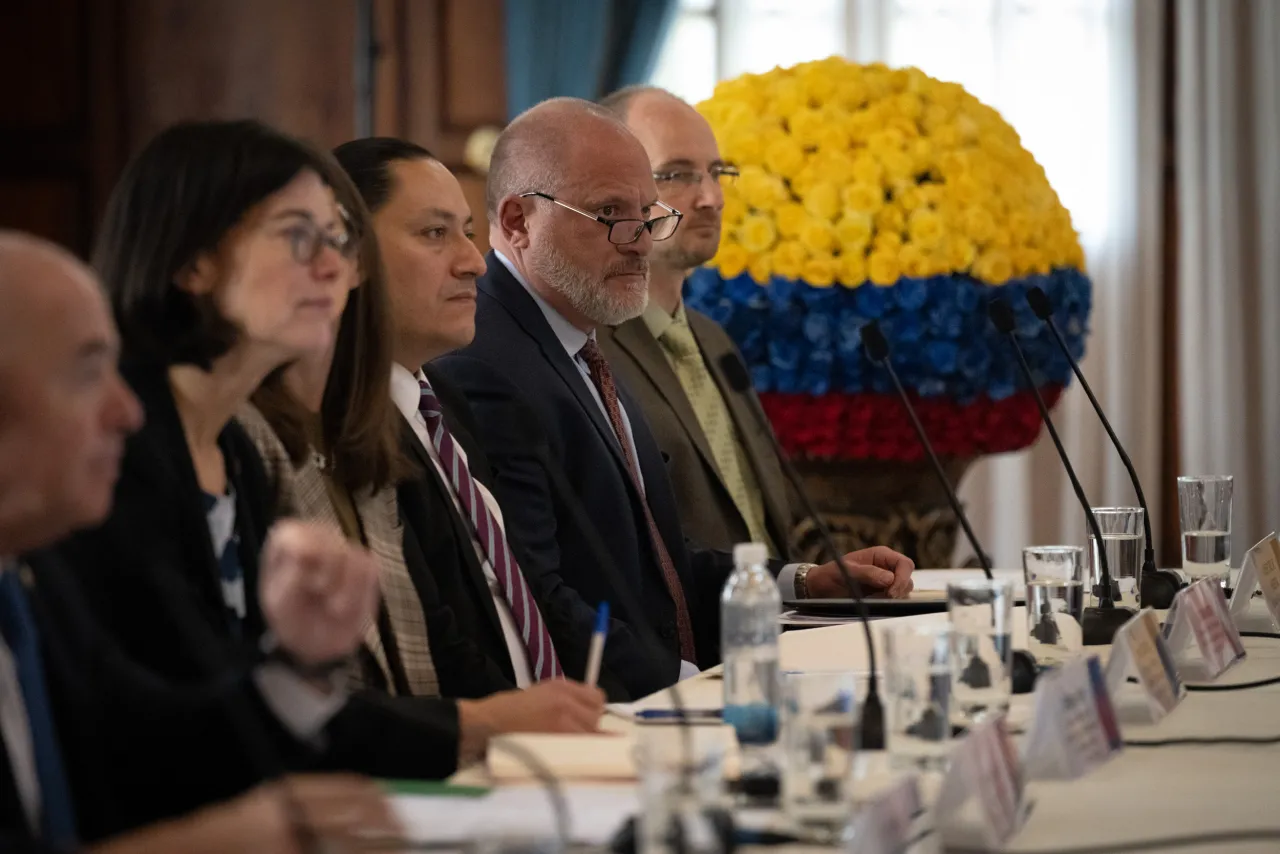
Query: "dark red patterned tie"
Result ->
[[418, 380, 563, 680], [577, 339, 697, 662]]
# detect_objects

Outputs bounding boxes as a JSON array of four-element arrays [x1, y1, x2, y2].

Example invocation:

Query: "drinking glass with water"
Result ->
[[1087, 507, 1144, 608], [780, 671, 858, 840], [946, 580, 1014, 725], [1021, 546, 1086, 666], [881, 624, 953, 771], [1178, 475, 1233, 587]]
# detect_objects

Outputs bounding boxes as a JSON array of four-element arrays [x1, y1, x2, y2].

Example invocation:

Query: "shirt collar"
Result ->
[[641, 300, 685, 341], [493, 249, 594, 359], [390, 363, 427, 421]]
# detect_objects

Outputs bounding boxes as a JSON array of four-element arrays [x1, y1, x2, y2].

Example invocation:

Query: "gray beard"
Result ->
[[529, 243, 649, 327]]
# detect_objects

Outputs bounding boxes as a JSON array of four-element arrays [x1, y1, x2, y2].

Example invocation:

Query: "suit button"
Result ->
[[660, 624, 676, 640]]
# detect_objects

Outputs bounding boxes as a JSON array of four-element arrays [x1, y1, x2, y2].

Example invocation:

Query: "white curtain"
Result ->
[[849, 0, 1167, 567], [1176, 0, 1280, 566]]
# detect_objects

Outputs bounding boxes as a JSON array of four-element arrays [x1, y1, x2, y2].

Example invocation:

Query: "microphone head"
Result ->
[[860, 321, 890, 362], [1026, 286, 1053, 320], [987, 298, 1017, 334], [717, 352, 752, 393]]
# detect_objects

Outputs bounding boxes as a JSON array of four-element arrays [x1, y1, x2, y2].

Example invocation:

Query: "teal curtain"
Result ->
[[505, 0, 680, 119]]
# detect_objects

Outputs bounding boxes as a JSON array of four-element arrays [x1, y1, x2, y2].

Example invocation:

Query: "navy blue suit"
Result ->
[[432, 254, 736, 699]]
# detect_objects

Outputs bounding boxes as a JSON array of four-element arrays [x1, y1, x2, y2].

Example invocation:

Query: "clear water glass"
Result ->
[[1087, 507, 1144, 608], [780, 671, 858, 839], [634, 728, 727, 854], [1021, 546, 1086, 666], [881, 624, 953, 770], [946, 579, 1014, 725], [1178, 475, 1233, 587]]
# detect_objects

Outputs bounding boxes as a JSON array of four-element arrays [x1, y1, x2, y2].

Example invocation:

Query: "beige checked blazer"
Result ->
[[236, 403, 439, 697]]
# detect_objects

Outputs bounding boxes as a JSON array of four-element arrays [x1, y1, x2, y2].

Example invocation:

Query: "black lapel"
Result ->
[[121, 365, 231, 628], [477, 254, 634, 476], [398, 417, 506, 642]]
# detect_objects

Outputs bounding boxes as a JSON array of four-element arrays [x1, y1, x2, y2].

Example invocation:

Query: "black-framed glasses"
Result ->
[[280, 219, 357, 266], [519, 192, 683, 245], [653, 163, 740, 188]]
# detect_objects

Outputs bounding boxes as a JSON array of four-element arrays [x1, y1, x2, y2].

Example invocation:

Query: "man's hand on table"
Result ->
[[805, 546, 916, 599], [457, 679, 606, 761]]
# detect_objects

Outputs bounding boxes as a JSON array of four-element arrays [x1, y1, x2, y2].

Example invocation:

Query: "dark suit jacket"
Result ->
[[48, 364, 467, 790], [1, 549, 321, 849], [432, 254, 740, 697], [398, 367, 628, 701], [599, 307, 795, 559]]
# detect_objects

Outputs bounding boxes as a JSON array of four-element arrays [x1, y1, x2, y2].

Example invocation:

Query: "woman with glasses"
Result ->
[[52, 120, 470, 788]]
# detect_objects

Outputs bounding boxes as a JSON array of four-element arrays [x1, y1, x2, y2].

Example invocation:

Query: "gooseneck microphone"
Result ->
[[718, 352, 885, 750], [987, 299, 1134, 645], [1025, 286, 1181, 609], [859, 322, 1039, 695], [860, 321, 992, 578]]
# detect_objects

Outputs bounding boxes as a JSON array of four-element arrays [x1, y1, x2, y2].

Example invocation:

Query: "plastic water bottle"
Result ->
[[721, 542, 782, 782]]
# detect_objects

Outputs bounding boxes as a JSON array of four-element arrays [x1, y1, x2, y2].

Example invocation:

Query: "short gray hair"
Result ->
[[598, 84, 683, 120]]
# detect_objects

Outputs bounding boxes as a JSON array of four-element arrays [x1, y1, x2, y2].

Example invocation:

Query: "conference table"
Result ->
[[396, 581, 1280, 854]]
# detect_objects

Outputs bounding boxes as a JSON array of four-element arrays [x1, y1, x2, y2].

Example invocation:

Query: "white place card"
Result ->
[[1105, 609, 1184, 722], [935, 715, 1027, 849], [1231, 533, 1280, 629], [850, 775, 925, 854], [1164, 579, 1246, 678], [1023, 655, 1123, 781]]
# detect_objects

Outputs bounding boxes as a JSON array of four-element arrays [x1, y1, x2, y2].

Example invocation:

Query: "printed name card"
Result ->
[[850, 775, 925, 854], [1164, 579, 1246, 678], [1105, 610, 1184, 722], [1231, 533, 1280, 629], [1023, 656, 1123, 781], [935, 715, 1027, 849]]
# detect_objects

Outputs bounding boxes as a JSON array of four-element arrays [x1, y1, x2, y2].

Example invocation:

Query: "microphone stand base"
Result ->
[[1082, 605, 1136, 645]]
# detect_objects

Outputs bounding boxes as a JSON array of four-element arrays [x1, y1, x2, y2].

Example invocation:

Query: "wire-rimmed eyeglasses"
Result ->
[[653, 163, 740, 188], [519, 192, 683, 245]]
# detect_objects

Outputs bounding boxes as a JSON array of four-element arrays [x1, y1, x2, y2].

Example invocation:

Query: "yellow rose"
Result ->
[[798, 218, 836, 254], [894, 91, 924, 121], [944, 236, 977, 271], [789, 164, 821, 200], [851, 153, 883, 187], [835, 212, 873, 250], [963, 206, 997, 243], [842, 182, 883, 214], [764, 136, 806, 179], [720, 132, 763, 167], [1013, 246, 1050, 277], [714, 241, 750, 279], [802, 255, 837, 287], [907, 208, 945, 248], [738, 166, 787, 211], [771, 239, 808, 280], [775, 203, 809, 239], [868, 249, 901, 287], [947, 173, 981, 207], [811, 150, 855, 185], [838, 251, 868, 288], [799, 69, 837, 106], [747, 252, 773, 285], [768, 78, 805, 117], [973, 249, 1013, 285], [874, 204, 907, 235], [895, 185, 924, 212], [898, 244, 931, 279], [873, 231, 904, 253], [880, 149, 914, 184], [803, 182, 841, 222], [924, 251, 953, 278], [815, 123, 851, 155], [787, 108, 827, 149], [737, 214, 778, 254], [987, 228, 1013, 250], [721, 195, 748, 227]]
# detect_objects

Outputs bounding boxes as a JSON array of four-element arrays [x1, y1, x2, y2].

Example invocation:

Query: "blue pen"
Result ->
[[585, 602, 609, 687], [635, 709, 723, 723]]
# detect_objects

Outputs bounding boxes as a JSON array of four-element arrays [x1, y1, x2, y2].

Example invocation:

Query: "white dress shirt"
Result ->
[[391, 365, 534, 688]]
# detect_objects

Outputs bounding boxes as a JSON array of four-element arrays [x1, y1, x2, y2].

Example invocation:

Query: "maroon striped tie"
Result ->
[[418, 380, 563, 681], [577, 340, 698, 663]]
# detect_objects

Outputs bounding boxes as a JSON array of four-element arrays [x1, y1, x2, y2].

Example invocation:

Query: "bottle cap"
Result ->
[[733, 542, 768, 566]]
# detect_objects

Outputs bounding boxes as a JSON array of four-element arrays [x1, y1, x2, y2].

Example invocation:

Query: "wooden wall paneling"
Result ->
[[372, 0, 506, 251], [120, 0, 361, 150]]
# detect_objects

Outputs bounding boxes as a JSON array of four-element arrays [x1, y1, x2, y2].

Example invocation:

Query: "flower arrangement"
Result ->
[[688, 57, 1092, 462]]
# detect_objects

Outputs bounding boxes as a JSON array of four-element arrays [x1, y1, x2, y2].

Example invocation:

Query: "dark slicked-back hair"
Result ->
[[94, 119, 350, 369], [332, 137, 436, 214]]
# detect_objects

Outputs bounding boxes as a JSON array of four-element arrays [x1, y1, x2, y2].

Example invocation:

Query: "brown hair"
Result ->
[[252, 160, 411, 496]]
